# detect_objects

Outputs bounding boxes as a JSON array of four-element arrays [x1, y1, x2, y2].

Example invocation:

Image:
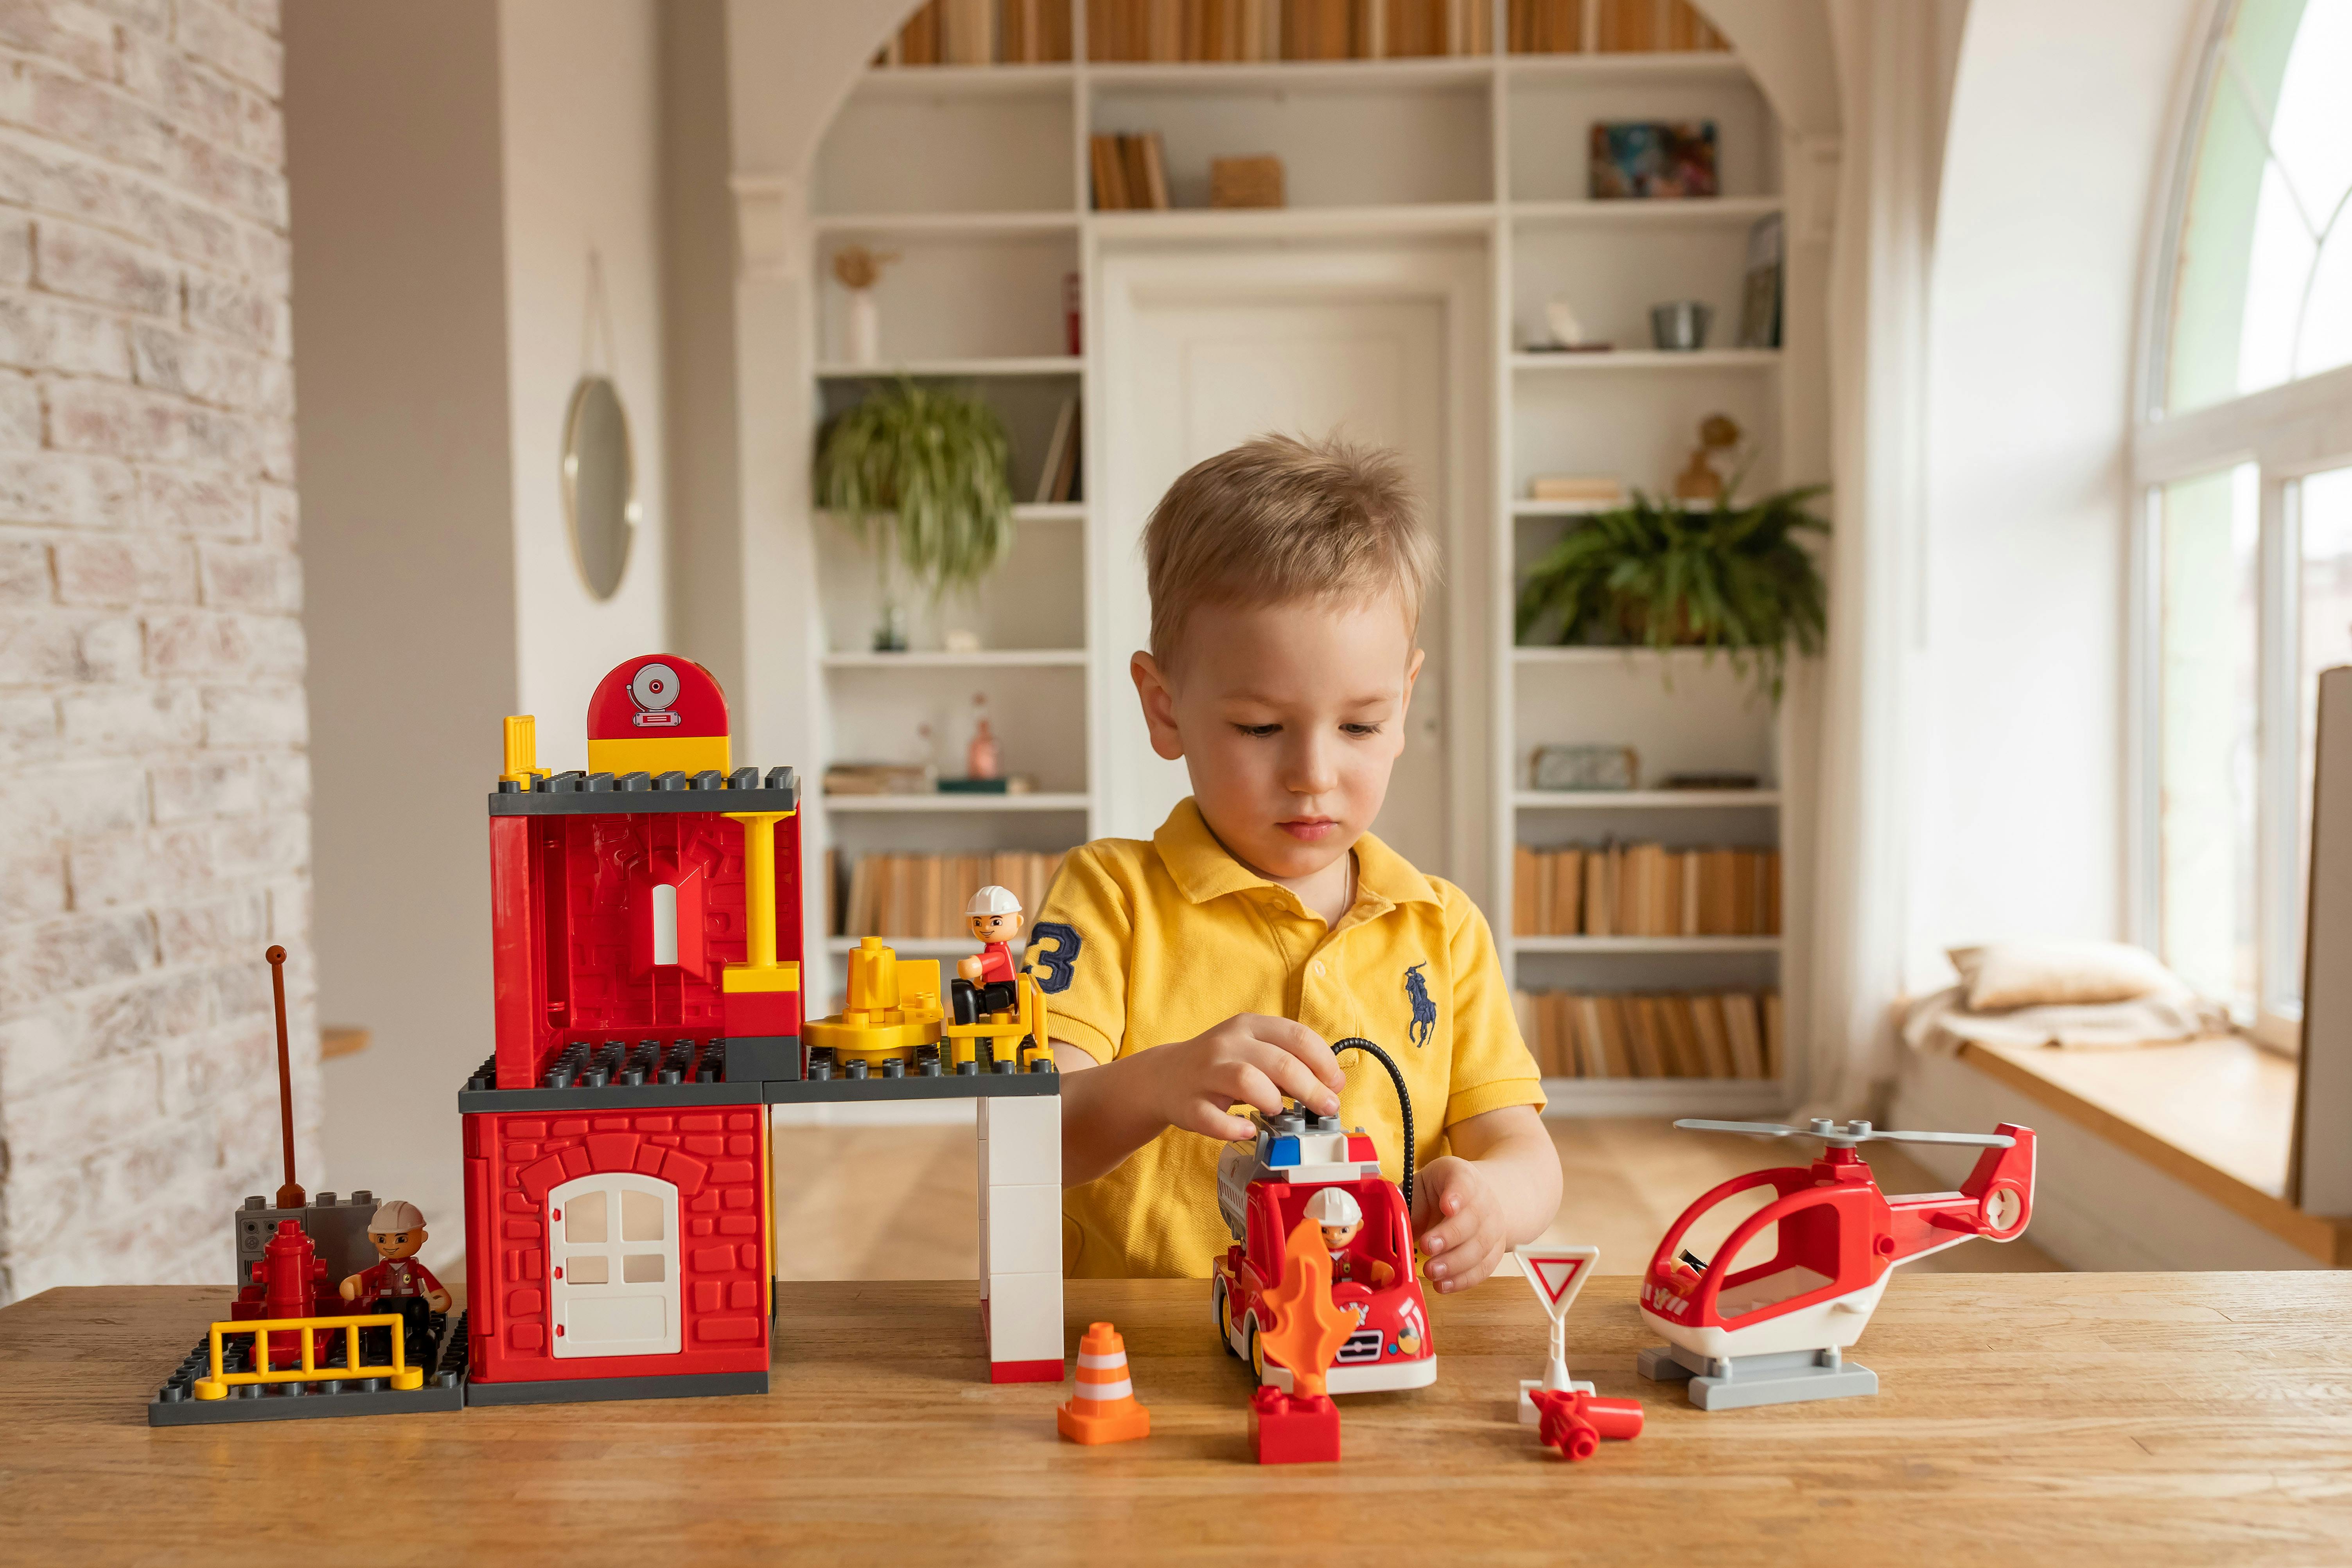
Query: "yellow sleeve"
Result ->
[[1027, 842, 1130, 1066], [1437, 880, 1548, 1126]]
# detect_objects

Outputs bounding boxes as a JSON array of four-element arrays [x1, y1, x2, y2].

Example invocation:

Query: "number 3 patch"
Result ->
[[1026, 921, 1081, 994]]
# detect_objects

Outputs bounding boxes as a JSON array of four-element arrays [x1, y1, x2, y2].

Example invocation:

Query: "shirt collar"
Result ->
[[1152, 797, 1441, 912]]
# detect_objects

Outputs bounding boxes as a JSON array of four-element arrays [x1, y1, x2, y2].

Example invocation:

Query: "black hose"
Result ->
[[1331, 1036, 1413, 1212]]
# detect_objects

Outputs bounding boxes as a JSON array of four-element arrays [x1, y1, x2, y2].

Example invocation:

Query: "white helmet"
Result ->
[[1305, 1188, 1361, 1228], [967, 884, 1022, 917], [368, 1199, 425, 1234]]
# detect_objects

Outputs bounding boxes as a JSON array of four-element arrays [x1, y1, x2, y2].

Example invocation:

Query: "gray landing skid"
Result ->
[[1637, 1343, 1879, 1411]]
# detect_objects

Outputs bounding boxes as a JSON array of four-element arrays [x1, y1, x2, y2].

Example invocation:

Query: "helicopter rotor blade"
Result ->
[[1860, 1128, 2016, 1148], [1673, 1119, 1808, 1139]]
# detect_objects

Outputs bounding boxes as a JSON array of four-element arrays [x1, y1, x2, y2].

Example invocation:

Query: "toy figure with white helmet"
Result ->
[[953, 883, 1026, 1025]]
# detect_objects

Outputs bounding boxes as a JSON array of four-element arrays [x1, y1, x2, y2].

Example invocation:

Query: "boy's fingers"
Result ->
[[1222, 1062, 1286, 1118], [1239, 1038, 1340, 1115], [1243, 1015, 1345, 1089]]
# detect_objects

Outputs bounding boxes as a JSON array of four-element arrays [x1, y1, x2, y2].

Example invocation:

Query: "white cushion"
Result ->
[[1946, 941, 2178, 1012]]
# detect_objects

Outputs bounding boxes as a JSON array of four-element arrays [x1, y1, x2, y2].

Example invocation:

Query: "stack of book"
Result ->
[[875, 0, 1075, 65], [837, 851, 1071, 939], [1035, 399, 1081, 503], [823, 763, 934, 796], [1087, 0, 1493, 61], [1506, 0, 1727, 53], [1090, 132, 1172, 210], [1513, 988, 1780, 1079], [1511, 842, 1780, 938]]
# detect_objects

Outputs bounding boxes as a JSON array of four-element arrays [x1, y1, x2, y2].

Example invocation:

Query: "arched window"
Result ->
[[2139, 0, 2352, 1039]]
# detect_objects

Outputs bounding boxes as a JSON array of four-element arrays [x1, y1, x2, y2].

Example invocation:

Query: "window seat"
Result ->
[[1890, 1035, 2352, 1269]]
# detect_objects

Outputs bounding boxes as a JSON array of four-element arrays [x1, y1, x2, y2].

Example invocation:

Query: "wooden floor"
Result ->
[[773, 1116, 2063, 1279]]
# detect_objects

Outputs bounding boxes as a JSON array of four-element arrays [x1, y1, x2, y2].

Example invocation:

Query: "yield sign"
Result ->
[[1514, 1244, 1598, 1322]]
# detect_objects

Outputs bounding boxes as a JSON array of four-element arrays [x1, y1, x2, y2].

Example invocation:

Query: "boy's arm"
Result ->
[[1410, 1105, 1560, 1293], [1409, 882, 1557, 1291], [1053, 1019, 1343, 1187]]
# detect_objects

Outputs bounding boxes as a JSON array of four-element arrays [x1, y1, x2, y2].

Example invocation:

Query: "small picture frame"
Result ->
[[1589, 122, 1719, 200], [1531, 744, 1640, 792]]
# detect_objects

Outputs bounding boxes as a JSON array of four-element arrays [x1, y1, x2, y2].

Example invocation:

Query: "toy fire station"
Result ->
[[150, 653, 1066, 1425]]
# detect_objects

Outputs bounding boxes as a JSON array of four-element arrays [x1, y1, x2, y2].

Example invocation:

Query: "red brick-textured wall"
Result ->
[[0, 0, 305, 1302], [465, 1102, 768, 1384]]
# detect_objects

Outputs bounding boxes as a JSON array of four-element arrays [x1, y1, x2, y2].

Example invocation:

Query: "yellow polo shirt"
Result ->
[[1032, 797, 1544, 1278]]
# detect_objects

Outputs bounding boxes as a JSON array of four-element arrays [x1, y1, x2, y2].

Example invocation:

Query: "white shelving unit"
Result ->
[[804, 9, 1820, 1104]]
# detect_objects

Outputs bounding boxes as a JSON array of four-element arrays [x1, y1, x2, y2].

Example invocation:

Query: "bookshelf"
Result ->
[[799, 2, 1820, 1115]]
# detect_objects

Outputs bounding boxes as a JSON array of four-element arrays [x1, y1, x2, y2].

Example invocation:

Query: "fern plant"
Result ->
[[815, 380, 1016, 635], [1515, 485, 1830, 700]]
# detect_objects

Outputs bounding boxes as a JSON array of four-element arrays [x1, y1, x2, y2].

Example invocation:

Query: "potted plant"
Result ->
[[1514, 484, 1829, 700], [815, 379, 1015, 651]]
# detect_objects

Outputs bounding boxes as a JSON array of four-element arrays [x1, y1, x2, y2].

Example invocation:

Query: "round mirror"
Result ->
[[562, 374, 637, 600]]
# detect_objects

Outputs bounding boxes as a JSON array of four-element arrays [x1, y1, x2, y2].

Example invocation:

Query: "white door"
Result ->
[[1097, 246, 1481, 880], [548, 1172, 680, 1358]]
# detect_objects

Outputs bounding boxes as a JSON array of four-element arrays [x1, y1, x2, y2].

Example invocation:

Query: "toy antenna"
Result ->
[[266, 945, 304, 1209]]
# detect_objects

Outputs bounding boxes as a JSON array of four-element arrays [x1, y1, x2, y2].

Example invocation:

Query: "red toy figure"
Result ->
[[1527, 1389, 1645, 1462], [1303, 1187, 1395, 1288], [952, 884, 1024, 1026], [1250, 1215, 1354, 1464], [338, 1200, 449, 1362]]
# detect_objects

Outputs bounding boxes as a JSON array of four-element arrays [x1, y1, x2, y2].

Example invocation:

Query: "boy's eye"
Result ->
[[1233, 723, 1281, 738], [1342, 723, 1382, 737]]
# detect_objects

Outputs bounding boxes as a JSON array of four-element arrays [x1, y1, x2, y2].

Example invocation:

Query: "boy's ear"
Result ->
[[1131, 651, 1186, 762]]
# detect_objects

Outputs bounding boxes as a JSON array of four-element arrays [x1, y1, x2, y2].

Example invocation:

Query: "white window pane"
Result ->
[[2297, 467, 2352, 1007], [2160, 466, 2260, 1013], [622, 1253, 666, 1284], [566, 1254, 609, 1285], [621, 1187, 664, 1242], [565, 1189, 608, 1245], [2167, 0, 2352, 408]]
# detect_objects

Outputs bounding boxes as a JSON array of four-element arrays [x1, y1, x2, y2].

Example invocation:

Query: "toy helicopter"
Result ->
[[1636, 1117, 2036, 1411]]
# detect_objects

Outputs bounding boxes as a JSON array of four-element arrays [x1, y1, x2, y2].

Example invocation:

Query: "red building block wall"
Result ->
[[490, 809, 803, 1088], [464, 1103, 770, 1385]]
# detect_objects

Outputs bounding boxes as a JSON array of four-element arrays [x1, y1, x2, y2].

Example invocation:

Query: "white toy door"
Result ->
[[548, 1173, 680, 1359]]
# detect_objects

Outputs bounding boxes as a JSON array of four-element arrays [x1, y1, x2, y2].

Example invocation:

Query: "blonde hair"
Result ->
[[1143, 433, 1438, 663]]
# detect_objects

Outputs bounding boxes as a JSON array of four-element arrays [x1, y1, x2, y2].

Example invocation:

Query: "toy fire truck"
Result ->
[[1211, 1038, 1435, 1394], [149, 654, 1067, 1425]]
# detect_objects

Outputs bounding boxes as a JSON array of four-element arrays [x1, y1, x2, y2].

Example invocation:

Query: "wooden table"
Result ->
[[4, 1274, 2349, 1565]]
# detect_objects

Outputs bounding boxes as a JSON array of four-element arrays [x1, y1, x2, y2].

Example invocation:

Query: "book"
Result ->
[[943, 0, 995, 63], [1512, 844, 1539, 936], [1582, 844, 1612, 936], [1658, 995, 1698, 1077], [1090, 134, 1129, 210], [1737, 213, 1785, 349], [1689, 994, 1730, 1077], [1138, 131, 1172, 211], [1548, 847, 1582, 936], [1624, 996, 1664, 1077], [1721, 992, 1764, 1078], [1528, 475, 1625, 503], [1035, 398, 1077, 505]]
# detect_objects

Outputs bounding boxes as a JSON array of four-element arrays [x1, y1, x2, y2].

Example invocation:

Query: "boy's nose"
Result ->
[[1284, 738, 1339, 796]]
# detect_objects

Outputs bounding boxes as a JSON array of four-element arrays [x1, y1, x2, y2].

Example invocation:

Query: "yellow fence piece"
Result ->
[[191, 1313, 426, 1400]]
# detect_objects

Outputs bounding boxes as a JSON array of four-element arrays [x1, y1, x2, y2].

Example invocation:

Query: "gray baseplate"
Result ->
[[464, 1369, 768, 1407], [149, 1311, 470, 1427], [1638, 1342, 1879, 1411]]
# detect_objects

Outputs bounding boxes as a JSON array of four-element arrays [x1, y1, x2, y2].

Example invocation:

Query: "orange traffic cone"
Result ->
[[1057, 1321, 1151, 1444]]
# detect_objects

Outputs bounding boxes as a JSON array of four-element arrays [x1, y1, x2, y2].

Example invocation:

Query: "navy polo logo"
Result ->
[[1028, 922, 1081, 994], [1404, 961, 1435, 1048]]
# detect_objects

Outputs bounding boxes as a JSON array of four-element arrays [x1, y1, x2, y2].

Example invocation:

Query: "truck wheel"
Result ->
[[1246, 1317, 1266, 1383], [1212, 1277, 1234, 1355]]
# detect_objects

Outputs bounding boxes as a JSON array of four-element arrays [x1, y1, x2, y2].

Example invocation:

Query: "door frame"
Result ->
[[1089, 239, 1493, 897]]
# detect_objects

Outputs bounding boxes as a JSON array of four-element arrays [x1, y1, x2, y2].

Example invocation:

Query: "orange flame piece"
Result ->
[[1260, 1214, 1356, 1399]]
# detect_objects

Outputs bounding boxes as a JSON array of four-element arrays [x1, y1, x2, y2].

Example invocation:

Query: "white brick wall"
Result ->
[[0, 0, 310, 1302]]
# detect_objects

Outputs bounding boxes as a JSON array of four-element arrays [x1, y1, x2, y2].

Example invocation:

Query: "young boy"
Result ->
[[1037, 433, 1559, 1291]]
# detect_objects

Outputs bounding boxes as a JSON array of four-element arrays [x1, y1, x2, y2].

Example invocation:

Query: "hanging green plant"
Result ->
[[1515, 484, 1830, 701], [814, 378, 1016, 599]]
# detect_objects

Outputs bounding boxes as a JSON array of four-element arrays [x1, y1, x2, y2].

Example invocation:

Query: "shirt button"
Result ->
[[1311, 961, 1325, 976]]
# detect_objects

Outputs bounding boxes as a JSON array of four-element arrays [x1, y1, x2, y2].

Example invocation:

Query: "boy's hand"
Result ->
[[1141, 1014, 1343, 1142], [1411, 1156, 1508, 1293]]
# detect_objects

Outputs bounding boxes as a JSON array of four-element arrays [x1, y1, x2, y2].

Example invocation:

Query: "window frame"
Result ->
[[2132, 0, 2352, 1047]]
